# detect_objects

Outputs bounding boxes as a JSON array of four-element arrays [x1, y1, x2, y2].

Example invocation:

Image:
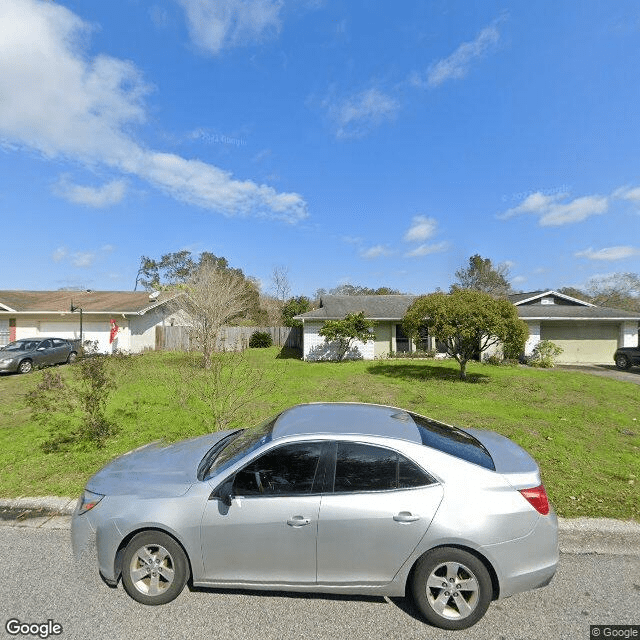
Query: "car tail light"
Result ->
[[519, 485, 550, 515]]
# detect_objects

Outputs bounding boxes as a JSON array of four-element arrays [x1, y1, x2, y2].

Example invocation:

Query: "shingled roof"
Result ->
[[0, 290, 181, 314], [297, 295, 417, 320], [296, 292, 640, 322]]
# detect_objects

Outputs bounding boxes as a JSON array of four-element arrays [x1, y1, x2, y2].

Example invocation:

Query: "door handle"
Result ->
[[393, 511, 421, 523], [287, 515, 311, 527]]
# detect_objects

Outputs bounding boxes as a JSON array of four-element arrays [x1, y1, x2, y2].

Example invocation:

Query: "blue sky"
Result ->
[[1, 0, 639, 297]]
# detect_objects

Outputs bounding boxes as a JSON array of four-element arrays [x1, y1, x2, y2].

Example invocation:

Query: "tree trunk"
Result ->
[[459, 359, 468, 380]]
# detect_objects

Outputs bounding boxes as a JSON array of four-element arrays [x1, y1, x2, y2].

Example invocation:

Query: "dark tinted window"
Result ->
[[234, 442, 322, 496], [334, 442, 433, 492], [411, 413, 495, 471]]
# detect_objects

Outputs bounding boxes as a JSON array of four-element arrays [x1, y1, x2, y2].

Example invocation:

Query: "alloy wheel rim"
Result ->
[[425, 561, 480, 620], [129, 544, 175, 596]]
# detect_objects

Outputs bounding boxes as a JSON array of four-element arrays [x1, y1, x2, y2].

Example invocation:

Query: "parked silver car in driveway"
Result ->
[[0, 337, 77, 374], [72, 402, 558, 630]]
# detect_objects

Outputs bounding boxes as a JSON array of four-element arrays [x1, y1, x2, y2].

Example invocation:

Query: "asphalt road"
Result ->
[[1, 527, 638, 640]]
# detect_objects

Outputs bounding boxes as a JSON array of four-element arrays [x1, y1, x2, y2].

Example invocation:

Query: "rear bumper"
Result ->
[[485, 509, 559, 599]]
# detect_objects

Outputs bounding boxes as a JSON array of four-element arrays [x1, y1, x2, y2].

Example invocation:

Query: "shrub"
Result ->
[[249, 331, 273, 348], [529, 340, 563, 368]]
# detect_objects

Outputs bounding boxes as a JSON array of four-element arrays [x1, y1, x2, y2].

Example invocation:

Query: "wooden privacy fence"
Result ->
[[156, 325, 302, 352]]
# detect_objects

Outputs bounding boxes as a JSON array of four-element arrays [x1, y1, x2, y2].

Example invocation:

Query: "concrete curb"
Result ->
[[1, 497, 640, 555]]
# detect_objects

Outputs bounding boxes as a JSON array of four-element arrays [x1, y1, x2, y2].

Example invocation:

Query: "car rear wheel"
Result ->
[[615, 354, 631, 370], [121, 531, 188, 605], [412, 547, 492, 630], [17, 359, 33, 374]]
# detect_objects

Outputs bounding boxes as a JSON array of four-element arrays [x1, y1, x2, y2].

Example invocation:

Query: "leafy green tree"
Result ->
[[282, 296, 311, 327], [319, 312, 375, 361], [451, 254, 512, 297], [403, 290, 528, 380]]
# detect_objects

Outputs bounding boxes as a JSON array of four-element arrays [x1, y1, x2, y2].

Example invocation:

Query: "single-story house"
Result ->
[[0, 290, 185, 353], [295, 291, 640, 365]]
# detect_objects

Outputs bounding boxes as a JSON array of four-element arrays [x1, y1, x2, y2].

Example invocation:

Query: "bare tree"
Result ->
[[585, 272, 640, 311], [271, 265, 291, 304], [180, 264, 253, 367]]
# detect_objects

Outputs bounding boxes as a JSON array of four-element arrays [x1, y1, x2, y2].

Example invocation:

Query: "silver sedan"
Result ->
[[71, 402, 558, 630]]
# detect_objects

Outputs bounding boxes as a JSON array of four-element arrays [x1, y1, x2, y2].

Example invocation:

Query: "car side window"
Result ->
[[233, 442, 323, 497], [52, 339, 65, 347], [39, 340, 52, 349], [334, 442, 434, 493]]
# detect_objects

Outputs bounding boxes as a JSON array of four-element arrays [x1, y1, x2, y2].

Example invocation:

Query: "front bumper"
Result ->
[[0, 360, 18, 372]]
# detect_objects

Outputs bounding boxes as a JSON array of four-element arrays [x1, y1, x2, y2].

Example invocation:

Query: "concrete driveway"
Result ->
[[558, 364, 640, 385]]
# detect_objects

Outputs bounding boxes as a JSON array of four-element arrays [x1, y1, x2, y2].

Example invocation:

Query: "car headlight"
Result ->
[[77, 489, 105, 514]]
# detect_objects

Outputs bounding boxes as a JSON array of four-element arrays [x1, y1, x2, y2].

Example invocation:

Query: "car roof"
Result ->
[[271, 403, 423, 444]]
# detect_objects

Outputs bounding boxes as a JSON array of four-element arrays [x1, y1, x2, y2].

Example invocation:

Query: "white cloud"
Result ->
[[613, 186, 640, 203], [54, 176, 128, 208], [575, 246, 640, 261], [499, 191, 608, 226], [405, 241, 449, 257], [326, 88, 399, 139], [511, 275, 526, 284], [177, 0, 283, 54], [72, 252, 96, 268], [0, 0, 307, 223], [421, 23, 501, 88], [52, 247, 67, 262], [360, 245, 393, 259], [403, 215, 438, 242]]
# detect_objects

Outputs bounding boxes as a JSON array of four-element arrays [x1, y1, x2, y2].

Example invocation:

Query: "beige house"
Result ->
[[296, 291, 640, 364], [0, 290, 185, 353]]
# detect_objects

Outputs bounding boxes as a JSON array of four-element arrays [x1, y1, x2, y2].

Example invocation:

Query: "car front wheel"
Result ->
[[615, 354, 631, 370], [412, 547, 492, 630], [121, 531, 189, 605], [67, 351, 77, 364], [17, 359, 33, 374]]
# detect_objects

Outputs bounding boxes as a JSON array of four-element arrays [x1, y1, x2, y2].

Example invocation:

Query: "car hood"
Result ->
[[86, 431, 235, 498]]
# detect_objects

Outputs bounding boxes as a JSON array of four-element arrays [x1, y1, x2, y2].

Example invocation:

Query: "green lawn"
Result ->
[[1, 348, 638, 520]]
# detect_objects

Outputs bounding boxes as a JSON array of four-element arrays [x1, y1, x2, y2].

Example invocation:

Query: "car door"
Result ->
[[200, 441, 325, 585], [35, 339, 55, 366], [51, 339, 69, 364], [316, 442, 443, 586]]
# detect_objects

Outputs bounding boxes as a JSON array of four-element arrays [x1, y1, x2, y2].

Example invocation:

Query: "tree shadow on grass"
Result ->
[[366, 362, 490, 384]]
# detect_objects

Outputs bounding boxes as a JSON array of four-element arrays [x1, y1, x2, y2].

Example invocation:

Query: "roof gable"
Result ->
[[509, 290, 594, 307]]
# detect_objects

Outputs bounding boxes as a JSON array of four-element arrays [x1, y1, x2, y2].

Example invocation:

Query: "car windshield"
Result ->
[[204, 414, 279, 479], [1, 340, 38, 351]]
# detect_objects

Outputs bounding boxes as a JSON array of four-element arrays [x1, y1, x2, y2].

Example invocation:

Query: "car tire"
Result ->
[[411, 547, 493, 630], [17, 359, 33, 374], [67, 351, 78, 364], [615, 354, 631, 370], [121, 531, 189, 606]]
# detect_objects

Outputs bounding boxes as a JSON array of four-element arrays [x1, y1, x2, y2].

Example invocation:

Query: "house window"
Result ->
[[541, 297, 555, 305], [395, 324, 410, 353]]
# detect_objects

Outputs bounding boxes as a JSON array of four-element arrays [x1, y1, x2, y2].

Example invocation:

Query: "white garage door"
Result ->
[[39, 321, 111, 353], [540, 322, 619, 364]]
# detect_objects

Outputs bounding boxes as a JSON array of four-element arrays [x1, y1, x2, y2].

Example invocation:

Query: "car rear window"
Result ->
[[410, 413, 495, 471]]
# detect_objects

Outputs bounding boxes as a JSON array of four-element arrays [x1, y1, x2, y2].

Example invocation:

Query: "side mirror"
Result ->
[[211, 478, 234, 507]]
